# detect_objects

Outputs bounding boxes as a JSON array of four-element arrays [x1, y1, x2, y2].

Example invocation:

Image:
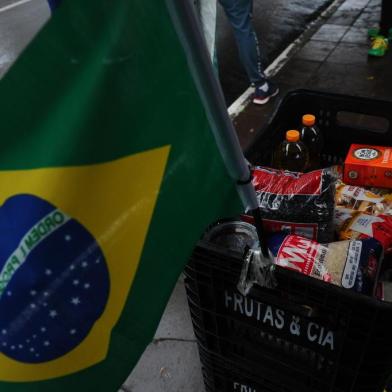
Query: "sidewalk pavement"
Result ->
[[121, 276, 204, 392], [123, 0, 392, 391]]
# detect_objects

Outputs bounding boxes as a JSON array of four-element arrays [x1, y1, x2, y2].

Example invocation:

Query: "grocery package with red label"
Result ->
[[268, 233, 381, 295], [338, 212, 392, 253], [252, 167, 337, 242]]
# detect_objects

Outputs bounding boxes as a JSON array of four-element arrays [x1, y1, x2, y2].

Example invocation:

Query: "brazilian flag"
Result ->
[[0, 0, 242, 390]]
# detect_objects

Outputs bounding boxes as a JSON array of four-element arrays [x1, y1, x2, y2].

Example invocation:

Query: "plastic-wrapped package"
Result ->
[[267, 234, 381, 295], [252, 167, 337, 242], [338, 212, 392, 253], [336, 180, 392, 216]]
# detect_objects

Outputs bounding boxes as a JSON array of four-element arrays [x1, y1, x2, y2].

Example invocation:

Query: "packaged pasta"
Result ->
[[268, 233, 381, 295]]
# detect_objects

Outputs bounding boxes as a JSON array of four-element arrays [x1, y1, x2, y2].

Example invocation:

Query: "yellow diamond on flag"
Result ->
[[0, 146, 170, 382]]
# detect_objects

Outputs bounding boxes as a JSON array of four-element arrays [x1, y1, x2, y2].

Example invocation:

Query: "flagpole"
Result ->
[[167, 0, 269, 257]]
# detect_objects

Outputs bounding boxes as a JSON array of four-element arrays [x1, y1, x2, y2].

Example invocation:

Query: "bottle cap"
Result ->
[[286, 130, 300, 142], [302, 114, 316, 126]]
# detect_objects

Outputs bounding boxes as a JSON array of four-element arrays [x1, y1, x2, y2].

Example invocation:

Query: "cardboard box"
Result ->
[[344, 144, 392, 188]]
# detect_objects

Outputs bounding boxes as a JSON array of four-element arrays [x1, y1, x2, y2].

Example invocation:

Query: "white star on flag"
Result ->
[[71, 297, 81, 306]]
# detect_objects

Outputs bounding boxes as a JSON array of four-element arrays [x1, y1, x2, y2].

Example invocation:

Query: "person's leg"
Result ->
[[380, 0, 392, 37], [218, 0, 278, 104], [218, 0, 265, 86]]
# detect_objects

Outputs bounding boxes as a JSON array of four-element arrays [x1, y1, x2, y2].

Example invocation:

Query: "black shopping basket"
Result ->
[[185, 90, 392, 392]]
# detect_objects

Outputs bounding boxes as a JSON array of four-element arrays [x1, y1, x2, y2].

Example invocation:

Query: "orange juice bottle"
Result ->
[[300, 114, 324, 171], [273, 130, 309, 172]]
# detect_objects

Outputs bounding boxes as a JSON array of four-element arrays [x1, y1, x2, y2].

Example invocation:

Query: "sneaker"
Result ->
[[368, 35, 389, 57], [253, 82, 279, 105]]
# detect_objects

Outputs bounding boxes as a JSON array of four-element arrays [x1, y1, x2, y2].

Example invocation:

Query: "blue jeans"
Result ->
[[218, 0, 266, 86]]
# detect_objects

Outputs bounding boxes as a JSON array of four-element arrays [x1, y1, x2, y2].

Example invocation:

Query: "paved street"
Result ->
[[0, 0, 49, 79]]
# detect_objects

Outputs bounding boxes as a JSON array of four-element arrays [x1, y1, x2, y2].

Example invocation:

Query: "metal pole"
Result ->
[[167, 0, 269, 257]]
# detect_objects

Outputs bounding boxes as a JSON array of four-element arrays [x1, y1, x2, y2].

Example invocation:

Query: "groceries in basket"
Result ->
[[252, 166, 337, 242], [344, 144, 392, 188], [336, 180, 392, 215], [272, 130, 309, 172], [267, 233, 381, 295]]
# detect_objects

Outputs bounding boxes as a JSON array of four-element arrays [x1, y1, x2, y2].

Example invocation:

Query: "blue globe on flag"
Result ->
[[0, 194, 110, 363]]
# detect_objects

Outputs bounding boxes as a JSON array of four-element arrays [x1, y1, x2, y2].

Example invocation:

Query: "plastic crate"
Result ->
[[245, 89, 392, 167], [185, 90, 392, 392]]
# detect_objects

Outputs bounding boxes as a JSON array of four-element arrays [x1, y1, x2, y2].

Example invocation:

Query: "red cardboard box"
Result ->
[[344, 144, 392, 188]]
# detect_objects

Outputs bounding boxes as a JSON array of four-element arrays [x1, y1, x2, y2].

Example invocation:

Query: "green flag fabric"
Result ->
[[0, 0, 242, 390]]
